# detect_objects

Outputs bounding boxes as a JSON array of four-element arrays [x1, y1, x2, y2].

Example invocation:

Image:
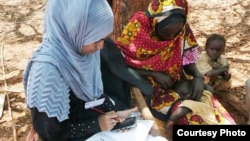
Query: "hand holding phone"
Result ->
[[111, 117, 136, 131]]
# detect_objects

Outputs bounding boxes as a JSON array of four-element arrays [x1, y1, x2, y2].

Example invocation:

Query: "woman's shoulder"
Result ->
[[134, 11, 145, 16], [29, 61, 64, 81], [130, 11, 150, 22], [31, 61, 58, 72]]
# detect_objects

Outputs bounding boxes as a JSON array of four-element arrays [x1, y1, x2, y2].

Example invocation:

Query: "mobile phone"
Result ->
[[111, 117, 136, 131]]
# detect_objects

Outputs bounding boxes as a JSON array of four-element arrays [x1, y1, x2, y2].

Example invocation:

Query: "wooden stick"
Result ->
[[0, 90, 23, 93], [1, 42, 17, 141]]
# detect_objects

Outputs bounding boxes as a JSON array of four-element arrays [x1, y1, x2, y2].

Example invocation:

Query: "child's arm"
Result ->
[[205, 65, 229, 77]]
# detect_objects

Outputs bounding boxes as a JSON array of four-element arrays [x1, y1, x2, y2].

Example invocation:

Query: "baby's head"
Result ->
[[173, 79, 192, 99], [205, 34, 226, 62]]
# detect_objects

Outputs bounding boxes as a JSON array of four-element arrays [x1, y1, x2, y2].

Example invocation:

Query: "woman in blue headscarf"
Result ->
[[23, 0, 137, 140]]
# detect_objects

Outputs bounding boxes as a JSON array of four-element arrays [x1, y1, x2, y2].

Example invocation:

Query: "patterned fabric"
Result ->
[[116, 0, 235, 125], [155, 90, 235, 125], [25, 62, 70, 122], [116, 0, 198, 82], [146, 0, 188, 21], [116, 0, 198, 114], [179, 91, 235, 124], [23, 0, 114, 121]]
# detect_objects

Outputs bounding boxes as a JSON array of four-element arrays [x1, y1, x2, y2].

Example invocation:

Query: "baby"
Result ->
[[197, 34, 231, 91], [165, 78, 214, 140]]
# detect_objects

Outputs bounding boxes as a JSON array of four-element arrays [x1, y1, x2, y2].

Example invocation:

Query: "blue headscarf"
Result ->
[[23, 0, 114, 121]]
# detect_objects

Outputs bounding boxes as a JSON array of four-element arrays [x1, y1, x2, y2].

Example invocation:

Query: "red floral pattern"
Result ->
[[115, 0, 234, 125]]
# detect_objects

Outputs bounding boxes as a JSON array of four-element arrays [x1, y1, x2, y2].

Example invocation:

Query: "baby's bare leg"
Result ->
[[169, 107, 190, 121], [165, 107, 191, 141], [246, 79, 250, 124]]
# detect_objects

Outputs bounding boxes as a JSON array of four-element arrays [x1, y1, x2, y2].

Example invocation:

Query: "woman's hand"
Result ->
[[183, 63, 205, 100], [116, 107, 138, 120], [151, 72, 174, 90], [189, 78, 204, 101], [98, 111, 119, 131], [98, 107, 138, 131]]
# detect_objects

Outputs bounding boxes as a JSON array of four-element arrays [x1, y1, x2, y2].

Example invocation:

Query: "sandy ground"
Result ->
[[0, 0, 249, 140]]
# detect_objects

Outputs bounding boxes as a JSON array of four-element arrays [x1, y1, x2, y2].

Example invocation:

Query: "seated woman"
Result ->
[[23, 1, 138, 141], [115, 0, 236, 140]]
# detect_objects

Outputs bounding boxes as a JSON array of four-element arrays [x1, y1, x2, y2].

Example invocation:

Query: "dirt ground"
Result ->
[[0, 0, 249, 140]]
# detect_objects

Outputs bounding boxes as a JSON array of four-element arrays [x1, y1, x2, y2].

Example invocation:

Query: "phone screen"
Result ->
[[111, 117, 136, 131]]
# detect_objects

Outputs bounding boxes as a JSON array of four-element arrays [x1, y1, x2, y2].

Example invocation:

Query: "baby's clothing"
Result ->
[[197, 51, 231, 90]]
